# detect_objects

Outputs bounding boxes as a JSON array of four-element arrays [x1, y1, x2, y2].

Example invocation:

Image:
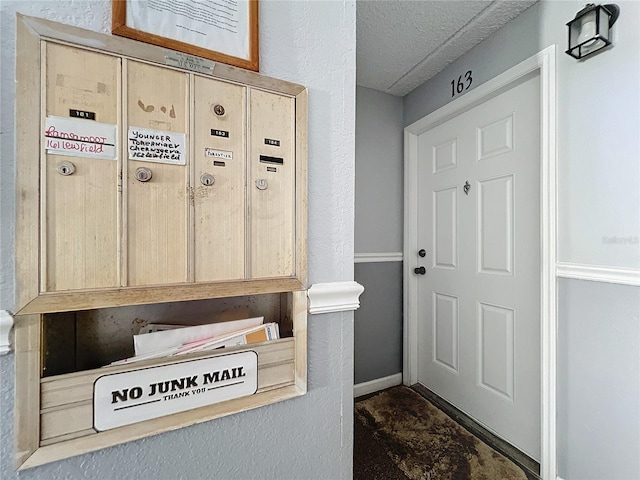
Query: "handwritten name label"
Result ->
[[94, 351, 258, 431], [128, 127, 186, 165], [44, 116, 117, 160]]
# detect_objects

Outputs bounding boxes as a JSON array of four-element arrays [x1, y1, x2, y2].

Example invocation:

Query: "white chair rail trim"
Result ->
[[355, 252, 403, 263], [0, 310, 14, 355], [556, 262, 640, 287], [307, 281, 365, 315]]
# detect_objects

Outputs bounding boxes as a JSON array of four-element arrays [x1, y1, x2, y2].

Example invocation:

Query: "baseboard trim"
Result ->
[[354, 252, 403, 263], [354, 373, 402, 398], [556, 262, 640, 287]]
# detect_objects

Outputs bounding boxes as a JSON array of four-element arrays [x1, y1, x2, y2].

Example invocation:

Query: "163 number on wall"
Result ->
[[451, 71, 473, 97]]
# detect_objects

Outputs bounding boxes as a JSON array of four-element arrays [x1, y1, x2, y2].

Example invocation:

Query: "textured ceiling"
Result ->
[[357, 0, 537, 96]]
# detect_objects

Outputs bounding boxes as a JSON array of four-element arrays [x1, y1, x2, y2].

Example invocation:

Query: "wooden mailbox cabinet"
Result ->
[[14, 15, 307, 469]]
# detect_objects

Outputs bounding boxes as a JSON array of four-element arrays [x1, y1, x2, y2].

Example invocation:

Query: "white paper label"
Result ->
[[205, 148, 233, 160], [128, 126, 187, 165], [94, 351, 258, 431], [44, 116, 117, 160], [127, 0, 250, 61]]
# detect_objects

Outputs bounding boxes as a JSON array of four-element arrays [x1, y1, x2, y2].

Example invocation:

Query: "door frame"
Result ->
[[403, 46, 557, 480]]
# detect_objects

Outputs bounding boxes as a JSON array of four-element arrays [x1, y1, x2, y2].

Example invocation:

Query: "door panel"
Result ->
[[417, 73, 541, 459], [433, 187, 458, 270], [248, 89, 295, 279], [193, 76, 246, 282], [433, 292, 459, 373], [125, 61, 189, 286], [477, 302, 514, 400], [43, 43, 120, 292], [477, 174, 514, 276]]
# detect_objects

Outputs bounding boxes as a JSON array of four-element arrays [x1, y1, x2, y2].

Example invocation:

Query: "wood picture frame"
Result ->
[[112, 0, 259, 72]]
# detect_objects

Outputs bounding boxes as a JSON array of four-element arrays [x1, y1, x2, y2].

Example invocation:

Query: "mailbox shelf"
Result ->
[[16, 290, 307, 469], [39, 339, 297, 445], [14, 15, 308, 469], [41, 293, 295, 377], [20, 278, 306, 316]]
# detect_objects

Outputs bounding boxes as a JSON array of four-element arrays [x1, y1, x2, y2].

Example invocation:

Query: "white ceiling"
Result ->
[[357, 0, 538, 96]]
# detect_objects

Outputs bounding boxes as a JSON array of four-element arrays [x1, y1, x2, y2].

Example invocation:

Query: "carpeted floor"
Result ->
[[354, 386, 529, 480]]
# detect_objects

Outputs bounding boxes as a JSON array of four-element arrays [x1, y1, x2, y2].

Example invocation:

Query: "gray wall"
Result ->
[[0, 1, 356, 479], [354, 86, 404, 385], [557, 279, 640, 480], [354, 262, 403, 384], [404, 1, 640, 478], [355, 86, 403, 254]]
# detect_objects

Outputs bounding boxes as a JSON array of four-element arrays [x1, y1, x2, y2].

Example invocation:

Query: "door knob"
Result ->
[[414, 266, 426, 275]]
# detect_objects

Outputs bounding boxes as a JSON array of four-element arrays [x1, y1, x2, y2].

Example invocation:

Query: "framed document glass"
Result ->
[[112, 0, 259, 71]]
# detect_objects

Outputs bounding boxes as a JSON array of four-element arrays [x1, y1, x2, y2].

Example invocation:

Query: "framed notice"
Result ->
[[112, 0, 259, 71]]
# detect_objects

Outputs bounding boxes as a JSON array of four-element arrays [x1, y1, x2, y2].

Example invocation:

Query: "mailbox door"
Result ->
[[193, 77, 246, 282], [125, 61, 189, 286], [248, 89, 295, 279], [43, 43, 120, 292]]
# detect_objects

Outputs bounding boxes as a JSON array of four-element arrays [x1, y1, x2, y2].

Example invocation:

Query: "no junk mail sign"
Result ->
[[93, 351, 258, 431]]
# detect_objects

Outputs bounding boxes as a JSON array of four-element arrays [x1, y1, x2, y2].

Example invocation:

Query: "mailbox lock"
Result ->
[[56, 161, 76, 176], [134, 167, 153, 182], [200, 173, 215, 186], [255, 179, 268, 190], [212, 104, 225, 116]]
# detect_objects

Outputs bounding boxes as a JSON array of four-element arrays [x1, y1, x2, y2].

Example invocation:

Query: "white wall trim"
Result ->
[[403, 46, 557, 480], [556, 263, 640, 287], [354, 252, 403, 263], [354, 373, 403, 398], [0, 310, 14, 355], [307, 281, 365, 315]]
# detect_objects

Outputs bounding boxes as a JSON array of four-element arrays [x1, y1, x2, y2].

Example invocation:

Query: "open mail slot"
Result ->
[[18, 290, 306, 468], [259, 155, 285, 165]]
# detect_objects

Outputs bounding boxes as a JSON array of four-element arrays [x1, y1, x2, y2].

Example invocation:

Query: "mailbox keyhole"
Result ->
[[200, 173, 215, 186], [213, 104, 225, 116], [135, 167, 152, 182], [56, 161, 76, 176]]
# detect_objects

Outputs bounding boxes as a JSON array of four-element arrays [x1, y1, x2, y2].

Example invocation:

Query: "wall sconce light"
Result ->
[[566, 3, 620, 59]]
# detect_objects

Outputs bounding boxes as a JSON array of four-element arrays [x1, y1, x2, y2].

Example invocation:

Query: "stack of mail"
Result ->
[[110, 317, 279, 366]]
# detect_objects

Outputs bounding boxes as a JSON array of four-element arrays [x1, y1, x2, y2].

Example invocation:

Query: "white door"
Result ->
[[415, 73, 541, 460]]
